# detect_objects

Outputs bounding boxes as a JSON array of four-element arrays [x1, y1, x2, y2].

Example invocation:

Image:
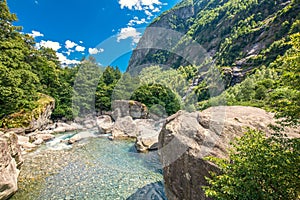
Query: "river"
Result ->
[[11, 131, 165, 200]]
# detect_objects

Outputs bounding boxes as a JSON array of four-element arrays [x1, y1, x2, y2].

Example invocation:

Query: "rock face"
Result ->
[[0, 132, 23, 200], [127, 2, 195, 75], [159, 106, 300, 200], [25, 96, 55, 133], [2, 94, 55, 134], [112, 100, 148, 120]]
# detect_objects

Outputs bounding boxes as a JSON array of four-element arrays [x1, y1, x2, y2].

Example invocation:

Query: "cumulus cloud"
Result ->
[[37, 40, 61, 51], [144, 10, 153, 17], [119, 0, 164, 25], [117, 27, 142, 44], [152, 7, 160, 12], [118, 0, 162, 10], [75, 45, 85, 52], [65, 40, 77, 49], [56, 52, 80, 65], [88, 48, 104, 55], [29, 30, 44, 38], [128, 17, 146, 26]]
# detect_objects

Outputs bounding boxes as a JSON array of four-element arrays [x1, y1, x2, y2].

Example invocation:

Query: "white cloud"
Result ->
[[29, 30, 44, 38], [65, 40, 77, 49], [144, 10, 153, 17], [128, 17, 146, 26], [75, 45, 85, 52], [64, 49, 75, 56], [88, 48, 104, 55], [56, 52, 80, 65], [37, 40, 61, 51], [117, 27, 141, 44], [152, 7, 160, 12], [79, 41, 83, 44], [118, 0, 161, 10]]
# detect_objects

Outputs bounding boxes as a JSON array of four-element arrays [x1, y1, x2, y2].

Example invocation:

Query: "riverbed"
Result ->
[[11, 131, 164, 200]]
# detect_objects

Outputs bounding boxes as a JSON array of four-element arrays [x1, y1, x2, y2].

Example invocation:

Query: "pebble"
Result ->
[[11, 135, 164, 200]]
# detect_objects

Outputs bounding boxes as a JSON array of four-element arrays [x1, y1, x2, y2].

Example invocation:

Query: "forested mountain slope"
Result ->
[[127, 0, 300, 85]]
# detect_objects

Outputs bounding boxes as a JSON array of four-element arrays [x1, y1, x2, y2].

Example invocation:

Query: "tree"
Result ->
[[72, 60, 102, 117], [202, 32, 300, 200], [131, 83, 181, 116], [0, 0, 41, 119], [204, 129, 300, 200], [95, 66, 121, 113]]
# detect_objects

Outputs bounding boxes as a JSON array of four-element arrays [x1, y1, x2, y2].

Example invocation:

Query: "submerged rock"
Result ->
[[68, 131, 96, 144], [0, 132, 23, 200], [159, 106, 300, 200], [126, 181, 167, 200]]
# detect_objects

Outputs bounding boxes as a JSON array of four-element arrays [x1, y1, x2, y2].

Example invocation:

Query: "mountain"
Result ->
[[127, 0, 300, 85]]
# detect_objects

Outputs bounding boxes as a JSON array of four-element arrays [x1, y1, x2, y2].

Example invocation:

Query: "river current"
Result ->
[[11, 131, 165, 200]]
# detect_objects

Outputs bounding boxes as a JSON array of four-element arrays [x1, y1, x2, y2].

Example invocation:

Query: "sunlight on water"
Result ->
[[11, 132, 163, 200]]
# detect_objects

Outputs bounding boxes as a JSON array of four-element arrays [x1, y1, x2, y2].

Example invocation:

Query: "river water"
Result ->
[[11, 131, 165, 200]]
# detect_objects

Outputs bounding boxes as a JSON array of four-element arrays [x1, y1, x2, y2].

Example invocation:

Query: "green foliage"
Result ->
[[112, 72, 140, 101], [131, 83, 181, 116], [1, 94, 54, 129], [203, 129, 300, 200], [95, 66, 121, 113], [199, 32, 300, 126], [72, 59, 103, 117], [0, 1, 40, 119], [131, 0, 300, 76]]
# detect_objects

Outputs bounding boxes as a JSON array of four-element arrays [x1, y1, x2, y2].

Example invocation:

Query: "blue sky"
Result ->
[[7, 0, 181, 71]]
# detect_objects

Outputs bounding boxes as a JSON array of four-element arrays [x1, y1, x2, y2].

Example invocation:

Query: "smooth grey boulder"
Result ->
[[159, 106, 300, 200], [96, 115, 114, 134], [111, 116, 138, 139]]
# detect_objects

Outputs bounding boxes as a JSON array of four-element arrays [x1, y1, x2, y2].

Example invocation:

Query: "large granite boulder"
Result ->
[[135, 119, 164, 152], [159, 106, 300, 200], [111, 116, 138, 139], [111, 117, 164, 152], [0, 132, 23, 200], [112, 100, 148, 120], [96, 115, 114, 134]]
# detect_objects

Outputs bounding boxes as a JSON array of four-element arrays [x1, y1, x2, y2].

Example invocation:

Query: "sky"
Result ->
[[7, 0, 182, 71]]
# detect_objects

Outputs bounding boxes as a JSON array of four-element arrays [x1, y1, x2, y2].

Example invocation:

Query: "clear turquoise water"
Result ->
[[12, 133, 163, 200]]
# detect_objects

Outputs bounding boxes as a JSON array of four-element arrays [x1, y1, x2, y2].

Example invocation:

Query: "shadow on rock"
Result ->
[[126, 181, 167, 200]]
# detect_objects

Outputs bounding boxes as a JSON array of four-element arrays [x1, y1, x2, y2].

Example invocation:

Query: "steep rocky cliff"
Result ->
[[127, 0, 300, 85], [158, 106, 299, 200]]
